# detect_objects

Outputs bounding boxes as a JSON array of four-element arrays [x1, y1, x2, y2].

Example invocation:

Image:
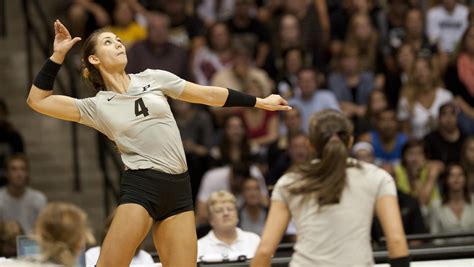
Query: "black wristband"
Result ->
[[389, 256, 410, 267], [33, 58, 61, 90], [223, 88, 256, 107]]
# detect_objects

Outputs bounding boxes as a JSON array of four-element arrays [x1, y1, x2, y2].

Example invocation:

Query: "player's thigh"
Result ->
[[153, 211, 197, 267], [96, 203, 153, 267]]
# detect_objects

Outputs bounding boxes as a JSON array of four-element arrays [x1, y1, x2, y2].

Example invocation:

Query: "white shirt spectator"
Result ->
[[426, 3, 469, 53], [197, 165, 268, 207], [197, 228, 260, 261], [197, 0, 235, 25], [85, 246, 154, 266], [0, 187, 47, 234], [397, 88, 453, 139]]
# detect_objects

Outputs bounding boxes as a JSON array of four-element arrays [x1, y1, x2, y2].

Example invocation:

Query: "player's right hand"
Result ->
[[53, 19, 81, 58]]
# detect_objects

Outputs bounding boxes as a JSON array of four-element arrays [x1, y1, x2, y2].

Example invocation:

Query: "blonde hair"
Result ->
[[35, 202, 94, 267], [206, 191, 237, 219], [346, 13, 379, 72]]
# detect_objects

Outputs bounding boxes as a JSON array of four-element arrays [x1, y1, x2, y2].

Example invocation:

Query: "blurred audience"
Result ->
[[125, 12, 190, 79], [461, 137, 474, 193], [192, 22, 234, 86], [430, 164, 474, 244], [0, 154, 46, 234], [198, 191, 260, 261], [288, 68, 340, 131], [196, 162, 267, 226], [0, 220, 24, 258], [394, 140, 442, 209], [238, 177, 268, 236], [398, 56, 453, 139], [5, 202, 93, 267], [424, 102, 466, 165], [444, 24, 474, 135], [0, 99, 24, 187]]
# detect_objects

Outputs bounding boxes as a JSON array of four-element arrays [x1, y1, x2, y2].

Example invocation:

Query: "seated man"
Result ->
[[198, 191, 260, 262], [0, 154, 47, 234]]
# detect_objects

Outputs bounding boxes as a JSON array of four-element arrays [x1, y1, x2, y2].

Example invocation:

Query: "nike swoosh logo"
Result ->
[[107, 95, 116, 101], [143, 84, 151, 91]]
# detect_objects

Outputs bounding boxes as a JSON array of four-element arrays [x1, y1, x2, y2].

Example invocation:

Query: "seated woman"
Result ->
[[4, 202, 94, 267], [430, 163, 474, 244], [238, 77, 279, 150]]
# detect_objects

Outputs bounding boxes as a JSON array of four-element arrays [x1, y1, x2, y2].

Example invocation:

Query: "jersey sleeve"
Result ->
[[73, 97, 100, 130], [375, 168, 397, 198], [149, 69, 186, 98], [271, 174, 292, 204]]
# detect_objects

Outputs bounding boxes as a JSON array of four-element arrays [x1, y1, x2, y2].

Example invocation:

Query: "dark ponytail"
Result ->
[[288, 110, 354, 206], [81, 29, 107, 92]]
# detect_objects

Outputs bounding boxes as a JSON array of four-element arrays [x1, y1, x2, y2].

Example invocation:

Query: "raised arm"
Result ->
[[27, 20, 82, 122], [177, 81, 292, 111]]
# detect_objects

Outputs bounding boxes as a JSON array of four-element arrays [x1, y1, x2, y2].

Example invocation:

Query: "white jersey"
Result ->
[[74, 69, 187, 174]]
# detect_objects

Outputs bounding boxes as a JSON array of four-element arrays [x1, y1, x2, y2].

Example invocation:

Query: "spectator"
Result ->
[[125, 12, 190, 79], [283, 0, 324, 69], [67, 0, 111, 38], [171, 99, 214, 202], [267, 107, 304, 170], [0, 154, 46, 234], [394, 140, 442, 208], [103, 0, 147, 48], [0, 220, 24, 258], [288, 68, 340, 131], [210, 115, 259, 166], [461, 137, 474, 193], [196, 162, 268, 226], [238, 77, 279, 148], [211, 43, 271, 94], [426, 0, 468, 54], [85, 209, 154, 266], [384, 43, 416, 108], [252, 110, 409, 266], [352, 141, 375, 164], [424, 102, 466, 165], [398, 56, 453, 139], [276, 47, 305, 99], [226, 0, 272, 70], [345, 13, 384, 88], [197, 0, 236, 27], [358, 89, 389, 133], [329, 44, 375, 133], [444, 25, 474, 135], [389, 9, 437, 57], [192, 22, 233, 86], [430, 164, 474, 244], [162, 0, 206, 52], [359, 108, 408, 166], [267, 132, 311, 186], [198, 191, 260, 261], [0, 98, 24, 187], [238, 177, 268, 236], [210, 44, 272, 124], [4, 202, 94, 267]]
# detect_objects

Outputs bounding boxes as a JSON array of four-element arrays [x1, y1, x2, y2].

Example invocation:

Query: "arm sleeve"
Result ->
[[150, 69, 186, 98], [426, 9, 440, 44], [73, 97, 100, 130]]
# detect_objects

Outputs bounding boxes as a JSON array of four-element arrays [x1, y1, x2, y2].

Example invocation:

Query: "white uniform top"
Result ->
[[74, 69, 187, 174], [272, 159, 397, 267]]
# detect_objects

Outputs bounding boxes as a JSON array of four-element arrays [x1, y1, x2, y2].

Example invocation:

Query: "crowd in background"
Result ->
[[1, 0, 474, 263]]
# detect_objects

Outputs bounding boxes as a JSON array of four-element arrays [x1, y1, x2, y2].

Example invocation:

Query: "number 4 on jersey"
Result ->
[[134, 98, 149, 117]]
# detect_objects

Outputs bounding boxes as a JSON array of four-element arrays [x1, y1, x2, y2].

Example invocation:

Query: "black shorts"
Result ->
[[119, 169, 194, 221]]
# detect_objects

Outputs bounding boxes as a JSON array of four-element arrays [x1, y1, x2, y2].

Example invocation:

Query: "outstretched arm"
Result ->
[[177, 81, 292, 111], [27, 20, 82, 122]]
